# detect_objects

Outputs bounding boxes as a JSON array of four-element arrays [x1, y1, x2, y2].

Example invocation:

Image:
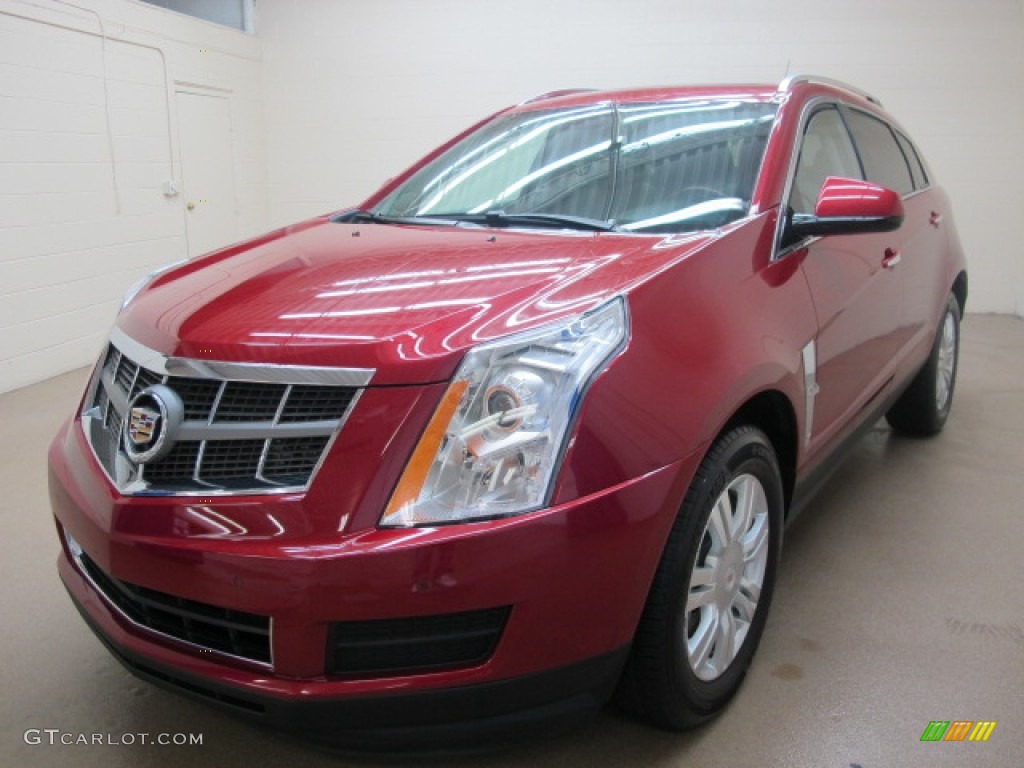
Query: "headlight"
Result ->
[[381, 297, 628, 527]]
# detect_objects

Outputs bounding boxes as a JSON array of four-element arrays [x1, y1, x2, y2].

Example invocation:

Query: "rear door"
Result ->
[[842, 108, 946, 368]]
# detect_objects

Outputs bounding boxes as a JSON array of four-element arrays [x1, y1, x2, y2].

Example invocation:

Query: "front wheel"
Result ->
[[886, 294, 961, 437], [617, 426, 783, 729]]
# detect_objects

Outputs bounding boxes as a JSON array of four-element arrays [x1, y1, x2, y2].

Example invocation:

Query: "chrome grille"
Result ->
[[170, 378, 221, 420], [279, 386, 359, 423], [199, 439, 266, 482], [81, 330, 371, 496], [141, 442, 201, 485], [108, 406, 124, 442], [213, 382, 287, 422], [264, 436, 332, 478]]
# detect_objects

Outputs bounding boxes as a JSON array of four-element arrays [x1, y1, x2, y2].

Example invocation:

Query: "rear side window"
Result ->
[[895, 131, 929, 190], [844, 110, 914, 196], [790, 106, 863, 214]]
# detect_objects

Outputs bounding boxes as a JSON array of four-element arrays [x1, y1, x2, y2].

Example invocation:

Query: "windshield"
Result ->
[[372, 98, 777, 234]]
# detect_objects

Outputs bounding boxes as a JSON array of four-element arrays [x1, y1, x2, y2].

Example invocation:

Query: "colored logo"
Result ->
[[122, 385, 183, 464], [127, 406, 159, 447], [920, 720, 997, 742]]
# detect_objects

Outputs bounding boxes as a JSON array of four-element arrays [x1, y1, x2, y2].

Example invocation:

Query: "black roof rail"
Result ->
[[519, 89, 599, 105], [778, 74, 882, 106]]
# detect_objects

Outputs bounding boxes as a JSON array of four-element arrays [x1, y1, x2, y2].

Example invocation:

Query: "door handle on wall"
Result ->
[[882, 248, 902, 269], [186, 202, 195, 211]]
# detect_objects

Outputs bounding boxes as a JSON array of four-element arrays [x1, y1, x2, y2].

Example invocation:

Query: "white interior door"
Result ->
[[176, 91, 238, 257]]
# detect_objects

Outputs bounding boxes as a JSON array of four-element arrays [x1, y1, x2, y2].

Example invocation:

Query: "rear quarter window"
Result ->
[[894, 130, 929, 190]]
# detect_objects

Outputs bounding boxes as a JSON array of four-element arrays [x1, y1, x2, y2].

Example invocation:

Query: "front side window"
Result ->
[[373, 99, 777, 234], [790, 106, 863, 214]]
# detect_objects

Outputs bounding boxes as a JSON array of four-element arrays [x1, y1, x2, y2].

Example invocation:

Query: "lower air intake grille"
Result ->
[[326, 607, 511, 677], [78, 553, 271, 665]]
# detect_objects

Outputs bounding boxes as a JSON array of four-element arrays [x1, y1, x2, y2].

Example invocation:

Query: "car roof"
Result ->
[[514, 84, 779, 112], [513, 76, 881, 113]]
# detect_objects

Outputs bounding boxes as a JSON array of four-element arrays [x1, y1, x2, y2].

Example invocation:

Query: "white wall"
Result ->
[[259, 0, 1024, 318], [0, 0, 268, 393], [3, 0, 1021, 394]]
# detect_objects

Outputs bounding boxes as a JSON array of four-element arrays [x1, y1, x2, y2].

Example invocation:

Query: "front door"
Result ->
[[787, 105, 903, 456]]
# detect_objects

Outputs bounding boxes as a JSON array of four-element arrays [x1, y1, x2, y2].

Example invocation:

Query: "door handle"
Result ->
[[186, 201, 195, 211], [929, 211, 943, 227], [882, 248, 902, 269]]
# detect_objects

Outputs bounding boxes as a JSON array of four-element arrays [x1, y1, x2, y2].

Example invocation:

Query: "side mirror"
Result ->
[[790, 176, 905, 239]]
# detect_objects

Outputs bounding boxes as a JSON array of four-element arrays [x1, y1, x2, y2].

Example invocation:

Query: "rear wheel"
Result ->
[[617, 427, 783, 729], [886, 294, 961, 437]]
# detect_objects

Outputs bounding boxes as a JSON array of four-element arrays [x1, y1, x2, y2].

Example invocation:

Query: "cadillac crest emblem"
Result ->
[[128, 406, 159, 447], [122, 385, 182, 464]]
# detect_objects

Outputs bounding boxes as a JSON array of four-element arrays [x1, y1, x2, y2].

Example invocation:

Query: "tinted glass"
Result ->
[[790, 107, 863, 214], [895, 131, 929, 190], [375, 100, 777, 234], [610, 101, 776, 232], [845, 110, 914, 196]]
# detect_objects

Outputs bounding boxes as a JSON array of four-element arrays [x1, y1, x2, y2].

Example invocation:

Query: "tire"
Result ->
[[617, 426, 783, 729], [885, 294, 961, 437]]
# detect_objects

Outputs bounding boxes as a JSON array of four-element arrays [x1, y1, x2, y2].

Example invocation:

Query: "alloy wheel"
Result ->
[[935, 309, 957, 411], [685, 473, 770, 681]]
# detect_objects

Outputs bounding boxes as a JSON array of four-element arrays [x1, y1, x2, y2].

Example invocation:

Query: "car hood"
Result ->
[[118, 218, 716, 385]]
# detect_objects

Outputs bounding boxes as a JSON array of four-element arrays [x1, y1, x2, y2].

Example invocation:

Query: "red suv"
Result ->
[[49, 76, 966, 748]]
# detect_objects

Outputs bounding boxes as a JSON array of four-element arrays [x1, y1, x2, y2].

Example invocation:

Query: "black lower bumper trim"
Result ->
[[66, 584, 628, 751]]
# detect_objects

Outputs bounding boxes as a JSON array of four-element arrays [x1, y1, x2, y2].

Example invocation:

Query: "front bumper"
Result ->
[[64, 574, 628, 750], [49, 416, 700, 747]]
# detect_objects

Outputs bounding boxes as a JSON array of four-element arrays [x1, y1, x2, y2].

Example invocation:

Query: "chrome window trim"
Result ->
[[771, 94, 929, 263], [901, 187, 931, 202], [840, 105, 919, 198], [771, 95, 835, 261], [893, 129, 932, 189], [842, 105, 933, 195], [65, 531, 274, 671]]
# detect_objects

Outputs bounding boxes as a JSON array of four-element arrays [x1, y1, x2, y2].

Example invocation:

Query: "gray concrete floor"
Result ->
[[2, 315, 1022, 767]]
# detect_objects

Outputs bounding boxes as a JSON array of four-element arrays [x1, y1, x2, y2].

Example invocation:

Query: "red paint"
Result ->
[[48, 79, 966, 736], [815, 176, 905, 220]]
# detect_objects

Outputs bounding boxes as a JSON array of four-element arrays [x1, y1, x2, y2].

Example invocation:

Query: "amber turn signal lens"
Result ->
[[382, 380, 468, 523]]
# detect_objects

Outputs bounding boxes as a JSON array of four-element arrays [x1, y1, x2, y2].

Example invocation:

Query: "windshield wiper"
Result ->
[[337, 209, 618, 232], [335, 210, 464, 227], [432, 210, 619, 232]]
